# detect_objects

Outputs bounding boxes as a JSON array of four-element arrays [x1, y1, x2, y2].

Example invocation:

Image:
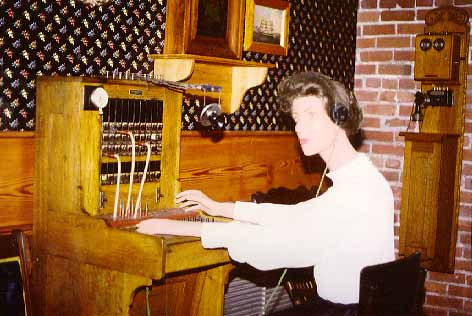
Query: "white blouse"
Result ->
[[201, 153, 395, 304]]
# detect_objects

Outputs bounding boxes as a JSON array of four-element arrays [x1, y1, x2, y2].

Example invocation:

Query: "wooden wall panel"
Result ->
[[0, 131, 321, 233], [179, 131, 322, 202], [0, 132, 35, 235]]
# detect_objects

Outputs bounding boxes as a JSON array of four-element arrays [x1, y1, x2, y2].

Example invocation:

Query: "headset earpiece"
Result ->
[[331, 103, 349, 124]]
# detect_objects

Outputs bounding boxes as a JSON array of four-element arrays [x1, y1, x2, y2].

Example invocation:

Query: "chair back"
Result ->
[[12, 230, 33, 316], [358, 252, 425, 316]]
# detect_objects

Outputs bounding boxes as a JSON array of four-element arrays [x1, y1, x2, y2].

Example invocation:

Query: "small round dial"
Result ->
[[90, 87, 109, 110]]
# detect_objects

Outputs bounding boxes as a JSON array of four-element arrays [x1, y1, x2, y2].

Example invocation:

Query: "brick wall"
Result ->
[[355, 0, 472, 315]]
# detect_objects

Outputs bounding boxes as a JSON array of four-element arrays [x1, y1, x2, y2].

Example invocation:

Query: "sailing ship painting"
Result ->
[[253, 4, 284, 45]]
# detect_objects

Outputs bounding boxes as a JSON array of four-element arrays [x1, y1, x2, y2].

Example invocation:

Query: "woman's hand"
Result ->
[[176, 190, 235, 218]]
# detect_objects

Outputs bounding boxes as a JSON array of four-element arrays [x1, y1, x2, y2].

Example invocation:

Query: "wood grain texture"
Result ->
[[0, 132, 34, 234], [179, 131, 322, 202]]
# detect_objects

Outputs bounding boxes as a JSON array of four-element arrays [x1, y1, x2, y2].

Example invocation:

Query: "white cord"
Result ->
[[134, 142, 151, 218], [112, 154, 121, 219], [126, 131, 136, 217]]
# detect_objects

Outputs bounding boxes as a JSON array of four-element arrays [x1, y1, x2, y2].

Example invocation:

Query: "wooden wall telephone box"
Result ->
[[399, 6, 469, 273], [414, 33, 461, 82]]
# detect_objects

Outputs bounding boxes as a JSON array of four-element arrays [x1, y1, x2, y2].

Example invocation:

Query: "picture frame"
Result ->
[[243, 0, 290, 56], [164, 0, 245, 59]]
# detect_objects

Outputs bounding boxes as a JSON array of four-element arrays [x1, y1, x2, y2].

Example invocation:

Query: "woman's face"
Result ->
[[291, 96, 339, 156]]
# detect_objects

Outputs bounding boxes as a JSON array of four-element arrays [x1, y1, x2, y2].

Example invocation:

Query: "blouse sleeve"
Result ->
[[233, 200, 314, 226], [201, 191, 350, 270], [201, 220, 332, 270]]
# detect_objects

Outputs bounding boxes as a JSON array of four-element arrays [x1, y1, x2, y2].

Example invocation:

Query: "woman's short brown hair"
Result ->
[[277, 72, 363, 136]]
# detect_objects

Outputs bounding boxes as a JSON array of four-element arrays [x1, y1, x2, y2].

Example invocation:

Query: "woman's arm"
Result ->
[[136, 219, 203, 237]]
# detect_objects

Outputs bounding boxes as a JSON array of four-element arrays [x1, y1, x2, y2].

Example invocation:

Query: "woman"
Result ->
[[137, 72, 395, 314]]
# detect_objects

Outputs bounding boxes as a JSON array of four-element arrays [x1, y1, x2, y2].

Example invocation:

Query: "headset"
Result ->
[[329, 82, 352, 125], [331, 102, 350, 125]]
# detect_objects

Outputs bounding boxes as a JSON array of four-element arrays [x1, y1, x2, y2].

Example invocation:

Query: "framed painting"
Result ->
[[165, 0, 245, 59], [243, 0, 290, 56]]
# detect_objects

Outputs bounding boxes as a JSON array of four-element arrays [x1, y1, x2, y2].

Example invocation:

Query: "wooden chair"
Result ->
[[12, 230, 33, 316]]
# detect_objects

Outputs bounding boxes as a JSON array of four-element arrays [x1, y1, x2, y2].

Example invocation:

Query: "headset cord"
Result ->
[[262, 163, 328, 315]]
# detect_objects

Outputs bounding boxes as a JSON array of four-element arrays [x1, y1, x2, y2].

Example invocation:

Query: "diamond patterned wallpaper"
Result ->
[[0, 0, 358, 131]]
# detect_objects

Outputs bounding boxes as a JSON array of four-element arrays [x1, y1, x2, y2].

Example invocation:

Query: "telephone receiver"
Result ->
[[411, 91, 425, 122], [199, 103, 225, 130]]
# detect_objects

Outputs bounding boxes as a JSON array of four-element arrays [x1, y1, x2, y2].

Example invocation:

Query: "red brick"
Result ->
[[428, 272, 466, 284], [400, 105, 414, 116], [465, 122, 472, 134], [465, 177, 472, 190], [366, 78, 381, 88], [355, 90, 379, 102], [397, 23, 425, 34], [381, 170, 400, 181], [391, 185, 402, 197], [362, 24, 396, 35], [422, 306, 448, 316], [465, 299, 472, 312], [360, 50, 393, 62], [380, 91, 397, 102], [399, 78, 417, 90], [459, 232, 471, 245], [357, 11, 380, 23], [425, 280, 447, 294], [381, 10, 415, 21], [461, 191, 472, 204], [364, 104, 397, 115], [455, 259, 471, 273], [382, 78, 398, 89], [355, 64, 376, 74], [386, 158, 401, 169], [397, 91, 415, 103], [448, 284, 472, 298], [360, 117, 381, 128], [460, 205, 472, 218], [385, 118, 410, 127], [360, 0, 378, 9], [394, 50, 415, 61], [425, 294, 463, 310], [463, 164, 472, 175], [356, 38, 376, 48], [380, 0, 415, 8], [372, 144, 404, 156], [354, 78, 363, 88], [364, 130, 395, 142], [450, 311, 472, 316], [464, 149, 472, 161], [458, 219, 471, 233], [416, 0, 433, 6], [378, 64, 412, 75], [377, 36, 411, 48], [436, 0, 454, 6]]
